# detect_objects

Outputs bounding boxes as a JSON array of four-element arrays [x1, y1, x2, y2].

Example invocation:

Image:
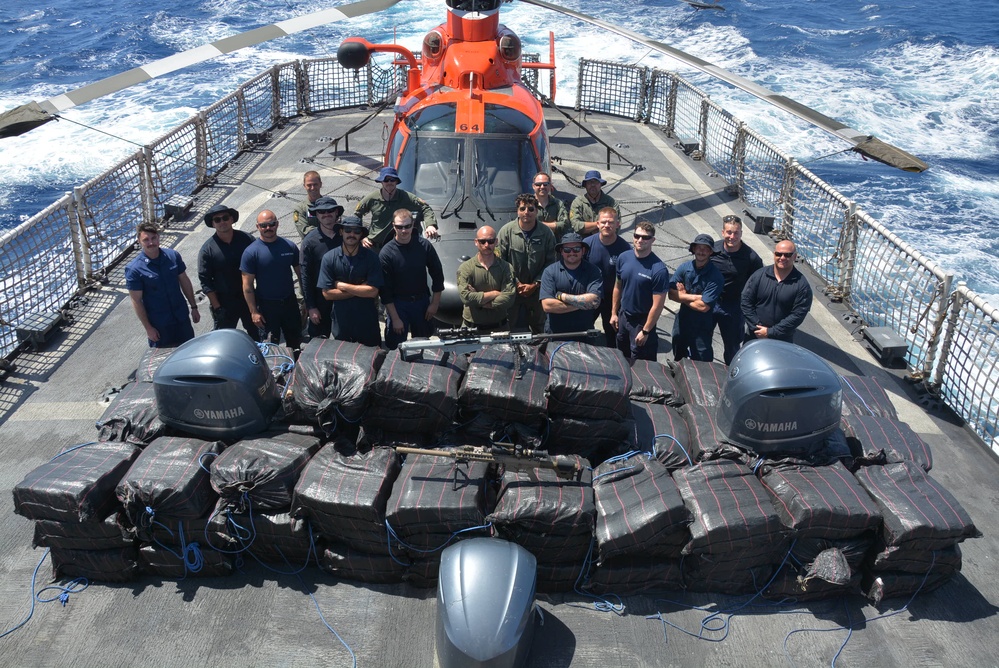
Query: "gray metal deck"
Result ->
[[0, 106, 996, 667]]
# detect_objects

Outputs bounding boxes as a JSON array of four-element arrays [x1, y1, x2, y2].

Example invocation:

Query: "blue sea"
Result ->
[[2, 0, 997, 299]]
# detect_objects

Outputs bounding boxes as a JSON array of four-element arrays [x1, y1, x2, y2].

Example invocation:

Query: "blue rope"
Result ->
[[571, 536, 625, 614], [546, 341, 572, 371], [652, 433, 693, 466], [384, 519, 493, 566], [840, 376, 876, 415], [49, 441, 99, 461], [0, 550, 89, 639], [198, 450, 219, 473]]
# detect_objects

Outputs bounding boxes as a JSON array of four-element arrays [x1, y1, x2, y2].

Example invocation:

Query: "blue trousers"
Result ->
[[713, 299, 744, 365], [385, 297, 435, 350], [616, 312, 659, 361]]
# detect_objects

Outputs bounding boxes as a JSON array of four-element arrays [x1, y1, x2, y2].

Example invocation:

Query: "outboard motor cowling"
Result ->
[[436, 537, 537, 668], [717, 339, 842, 457], [153, 330, 280, 440]]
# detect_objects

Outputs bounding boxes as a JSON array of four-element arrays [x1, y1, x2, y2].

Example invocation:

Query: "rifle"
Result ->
[[397, 327, 600, 361], [395, 445, 585, 481]]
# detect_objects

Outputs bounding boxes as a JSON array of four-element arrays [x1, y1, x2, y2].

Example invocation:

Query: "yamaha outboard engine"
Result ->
[[717, 339, 842, 457], [436, 538, 537, 668], [153, 330, 280, 440]]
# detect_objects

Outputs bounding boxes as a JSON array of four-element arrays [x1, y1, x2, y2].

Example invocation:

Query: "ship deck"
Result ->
[[0, 105, 996, 667]]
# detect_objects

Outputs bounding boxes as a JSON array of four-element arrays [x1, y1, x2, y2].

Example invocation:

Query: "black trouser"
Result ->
[[257, 296, 302, 349]]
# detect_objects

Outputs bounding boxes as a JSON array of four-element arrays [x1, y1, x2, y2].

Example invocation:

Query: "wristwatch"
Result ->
[[640, 328, 651, 336]]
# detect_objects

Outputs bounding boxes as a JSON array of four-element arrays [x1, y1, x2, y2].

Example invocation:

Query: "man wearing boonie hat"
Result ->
[[317, 215, 384, 347], [540, 232, 603, 341], [355, 166, 439, 251], [198, 203, 258, 339], [568, 170, 621, 237], [669, 233, 724, 362], [300, 195, 344, 338]]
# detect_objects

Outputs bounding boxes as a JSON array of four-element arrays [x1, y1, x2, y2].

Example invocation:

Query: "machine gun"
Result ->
[[395, 445, 585, 481], [397, 327, 600, 361]]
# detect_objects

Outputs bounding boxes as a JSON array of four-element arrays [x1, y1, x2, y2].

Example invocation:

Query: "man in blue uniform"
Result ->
[[318, 216, 385, 347], [379, 209, 445, 349], [300, 196, 344, 339], [711, 215, 763, 364], [670, 233, 724, 362], [610, 221, 669, 360], [198, 203, 257, 340], [584, 207, 631, 347], [240, 210, 304, 349], [742, 239, 813, 343], [126, 222, 200, 347], [540, 233, 602, 341]]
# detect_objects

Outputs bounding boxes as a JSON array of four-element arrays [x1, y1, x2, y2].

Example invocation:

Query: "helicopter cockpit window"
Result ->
[[446, 0, 503, 11], [407, 104, 457, 132], [404, 136, 464, 202], [483, 105, 536, 135], [472, 138, 535, 211]]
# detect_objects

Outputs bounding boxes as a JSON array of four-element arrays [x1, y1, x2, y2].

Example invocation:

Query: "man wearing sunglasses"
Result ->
[[669, 233, 724, 362], [533, 172, 571, 241], [300, 196, 344, 338], [610, 221, 669, 360], [741, 239, 813, 343], [569, 170, 621, 237], [497, 193, 557, 334], [540, 233, 602, 340], [457, 226, 516, 332], [198, 203, 258, 340], [379, 209, 445, 349], [240, 210, 304, 350], [355, 166, 439, 251], [317, 216, 385, 347]]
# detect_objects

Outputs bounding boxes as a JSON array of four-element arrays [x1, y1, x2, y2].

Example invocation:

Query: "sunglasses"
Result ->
[[476, 238, 497, 245], [533, 182, 551, 187], [393, 223, 413, 230], [723, 215, 742, 223], [561, 246, 584, 253], [518, 206, 537, 212], [382, 178, 400, 184], [633, 233, 654, 241], [257, 222, 277, 229], [774, 251, 794, 258], [212, 214, 232, 223]]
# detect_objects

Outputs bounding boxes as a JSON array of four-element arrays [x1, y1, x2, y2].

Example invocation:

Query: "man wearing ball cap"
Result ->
[[540, 232, 602, 340], [318, 216, 385, 347]]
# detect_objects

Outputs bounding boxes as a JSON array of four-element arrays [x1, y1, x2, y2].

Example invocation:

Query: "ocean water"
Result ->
[[1, 0, 997, 300]]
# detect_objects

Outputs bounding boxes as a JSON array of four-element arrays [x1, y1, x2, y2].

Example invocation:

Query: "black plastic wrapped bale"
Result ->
[[139, 543, 236, 578], [385, 451, 490, 549], [547, 415, 633, 462], [839, 374, 898, 420], [535, 560, 588, 593], [869, 543, 962, 575], [135, 347, 175, 383], [630, 400, 695, 470], [675, 358, 728, 407], [546, 342, 632, 421], [364, 348, 469, 436], [14, 442, 140, 523], [211, 509, 315, 566], [629, 358, 682, 405], [147, 512, 216, 548], [716, 340, 842, 457], [50, 546, 140, 583], [792, 535, 873, 572], [841, 414, 933, 471], [116, 435, 224, 537], [863, 570, 953, 606], [256, 341, 297, 388], [585, 557, 684, 596], [95, 381, 167, 445], [210, 431, 321, 512], [764, 557, 862, 602], [283, 338, 386, 431], [593, 453, 691, 563], [320, 541, 406, 584], [854, 461, 981, 550], [674, 459, 787, 555], [679, 403, 727, 455], [292, 443, 401, 539], [153, 329, 281, 440], [33, 512, 134, 551], [682, 557, 776, 595], [760, 461, 883, 539], [458, 343, 550, 427]]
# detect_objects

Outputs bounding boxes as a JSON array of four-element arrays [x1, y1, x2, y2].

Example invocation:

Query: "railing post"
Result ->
[[838, 201, 858, 299], [270, 65, 281, 126], [70, 187, 92, 286], [236, 90, 246, 147], [575, 59, 584, 112], [733, 123, 748, 199], [699, 98, 709, 155], [140, 146, 156, 225], [779, 158, 798, 236], [196, 110, 209, 186], [665, 73, 678, 138], [933, 280, 965, 390]]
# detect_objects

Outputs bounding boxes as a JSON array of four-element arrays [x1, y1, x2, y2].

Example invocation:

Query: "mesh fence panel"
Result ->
[[703, 101, 738, 182], [673, 80, 704, 144], [0, 199, 79, 356], [849, 211, 948, 369], [739, 129, 789, 225], [203, 96, 242, 178], [277, 62, 300, 117], [148, 121, 200, 205], [646, 69, 673, 127], [938, 288, 999, 453], [575, 59, 647, 121], [306, 58, 372, 111], [242, 69, 277, 134], [78, 155, 145, 275], [786, 165, 850, 286]]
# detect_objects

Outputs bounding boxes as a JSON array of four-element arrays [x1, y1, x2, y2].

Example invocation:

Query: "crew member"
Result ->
[[379, 209, 445, 349], [292, 170, 324, 238], [742, 239, 813, 343], [496, 193, 557, 334], [533, 172, 571, 241], [710, 215, 763, 364], [584, 207, 630, 347], [318, 216, 384, 347], [126, 222, 200, 348], [240, 210, 304, 349], [610, 221, 669, 360], [670, 233, 724, 362], [569, 170, 621, 237], [540, 232, 602, 340], [355, 166, 439, 250], [457, 226, 516, 332], [198, 203, 257, 340], [300, 196, 344, 338]]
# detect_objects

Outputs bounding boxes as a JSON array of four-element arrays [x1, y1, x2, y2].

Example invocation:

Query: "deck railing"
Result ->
[[2, 56, 996, 454]]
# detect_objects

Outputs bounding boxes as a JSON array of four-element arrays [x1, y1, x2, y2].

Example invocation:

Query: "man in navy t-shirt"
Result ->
[[670, 233, 724, 362], [240, 210, 303, 349], [318, 216, 385, 347], [610, 221, 670, 360], [540, 233, 602, 341], [584, 207, 631, 347]]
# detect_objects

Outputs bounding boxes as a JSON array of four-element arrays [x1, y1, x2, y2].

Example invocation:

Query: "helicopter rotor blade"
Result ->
[[0, 0, 403, 139], [519, 0, 927, 172]]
